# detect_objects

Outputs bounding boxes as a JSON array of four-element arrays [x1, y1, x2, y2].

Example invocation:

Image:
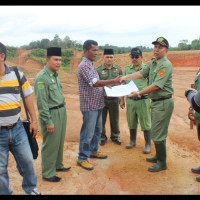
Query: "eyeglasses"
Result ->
[[131, 55, 139, 59]]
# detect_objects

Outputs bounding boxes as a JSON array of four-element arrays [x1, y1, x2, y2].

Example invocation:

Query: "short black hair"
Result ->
[[83, 40, 98, 50], [0, 42, 7, 61]]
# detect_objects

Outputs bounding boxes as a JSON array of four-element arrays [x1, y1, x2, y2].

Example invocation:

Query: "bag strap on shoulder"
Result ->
[[12, 66, 30, 121]]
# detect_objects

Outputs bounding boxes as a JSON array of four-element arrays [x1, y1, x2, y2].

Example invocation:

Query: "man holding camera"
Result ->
[[187, 69, 200, 182]]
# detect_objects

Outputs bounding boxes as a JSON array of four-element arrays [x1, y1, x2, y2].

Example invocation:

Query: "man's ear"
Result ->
[[0, 53, 5, 62]]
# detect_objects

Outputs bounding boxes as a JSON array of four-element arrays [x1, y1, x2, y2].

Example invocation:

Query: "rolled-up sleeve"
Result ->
[[80, 64, 99, 87]]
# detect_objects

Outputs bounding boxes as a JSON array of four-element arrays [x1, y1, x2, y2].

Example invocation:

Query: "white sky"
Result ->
[[1, 5, 200, 48]]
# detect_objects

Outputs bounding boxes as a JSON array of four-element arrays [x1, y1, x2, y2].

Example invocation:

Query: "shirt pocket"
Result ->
[[112, 70, 120, 77], [49, 84, 58, 98], [100, 73, 109, 80]]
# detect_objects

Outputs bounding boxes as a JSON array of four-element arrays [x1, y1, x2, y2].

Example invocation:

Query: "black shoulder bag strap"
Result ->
[[12, 66, 30, 121]]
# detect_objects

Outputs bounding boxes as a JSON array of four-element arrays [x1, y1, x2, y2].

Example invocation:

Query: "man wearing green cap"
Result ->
[[120, 48, 151, 154], [120, 37, 174, 172], [96, 49, 123, 145], [34, 47, 70, 182]]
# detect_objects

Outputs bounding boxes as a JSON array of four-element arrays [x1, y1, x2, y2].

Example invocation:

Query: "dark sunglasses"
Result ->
[[131, 55, 139, 59]]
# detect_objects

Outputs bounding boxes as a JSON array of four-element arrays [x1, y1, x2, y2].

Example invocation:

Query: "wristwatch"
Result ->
[[137, 92, 141, 98]]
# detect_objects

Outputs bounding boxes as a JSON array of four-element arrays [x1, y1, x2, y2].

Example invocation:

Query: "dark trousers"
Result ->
[[101, 97, 120, 141]]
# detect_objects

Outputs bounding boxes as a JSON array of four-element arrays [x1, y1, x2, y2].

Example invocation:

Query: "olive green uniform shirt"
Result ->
[[123, 62, 149, 92], [96, 64, 122, 140], [97, 64, 122, 90], [123, 62, 151, 130], [140, 56, 174, 142], [140, 56, 174, 99], [34, 66, 65, 126]]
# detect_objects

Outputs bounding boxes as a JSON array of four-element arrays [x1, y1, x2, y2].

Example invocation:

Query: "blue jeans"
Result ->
[[78, 109, 102, 161], [0, 119, 37, 195]]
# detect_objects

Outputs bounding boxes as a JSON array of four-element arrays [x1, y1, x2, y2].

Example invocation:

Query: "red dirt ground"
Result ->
[[5, 50, 200, 195]]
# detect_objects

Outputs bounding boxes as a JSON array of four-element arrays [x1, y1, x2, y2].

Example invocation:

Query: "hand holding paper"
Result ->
[[104, 80, 138, 97]]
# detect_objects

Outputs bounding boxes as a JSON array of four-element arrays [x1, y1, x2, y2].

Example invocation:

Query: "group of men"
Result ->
[[0, 35, 200, 195]]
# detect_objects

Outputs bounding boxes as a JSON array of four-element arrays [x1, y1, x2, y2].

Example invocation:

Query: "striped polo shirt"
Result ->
[[0, 64, 33, 126]]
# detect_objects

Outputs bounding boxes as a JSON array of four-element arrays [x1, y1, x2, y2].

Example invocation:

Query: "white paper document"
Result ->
[[104, 80, 139, 97]]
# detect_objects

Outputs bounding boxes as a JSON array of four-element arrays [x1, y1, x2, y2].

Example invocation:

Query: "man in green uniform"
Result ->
[[120, 48, 151, 154], [188, 69, 200, 182], [120, 37, 174, 172], [96, 49, 123, 145], [34, 47, 70, 182]]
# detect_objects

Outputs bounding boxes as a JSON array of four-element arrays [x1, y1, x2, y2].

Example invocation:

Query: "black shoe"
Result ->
[[112, 138, 121, 145], [56, 167, 71, 172], [99, 140, 107, 146], [42, 176, 61, 182]]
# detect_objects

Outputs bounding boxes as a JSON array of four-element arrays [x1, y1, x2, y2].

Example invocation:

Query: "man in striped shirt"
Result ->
[[77, 40, 121, 170], [0, 42, 42, 195]]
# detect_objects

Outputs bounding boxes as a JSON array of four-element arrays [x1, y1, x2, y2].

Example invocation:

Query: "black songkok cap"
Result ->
[[104, 49, 114, 55], [47, 47, 62, 56]]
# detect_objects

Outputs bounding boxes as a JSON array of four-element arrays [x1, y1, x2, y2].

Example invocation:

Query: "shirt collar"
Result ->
[[4, 64, 11, 74], [102, 64, 116, 70], [153, 56, 167, 65], [44, 65, 58, 77], [131, 62, 144, 70], [83, 57, 94, 67]]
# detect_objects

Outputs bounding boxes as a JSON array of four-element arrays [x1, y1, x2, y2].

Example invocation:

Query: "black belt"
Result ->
[[1, 122, 17, 130], [49, 103, 65, 110], [129, 96, 149, 101], [151, 96, 172, 102], [104, 96, 118, 100]]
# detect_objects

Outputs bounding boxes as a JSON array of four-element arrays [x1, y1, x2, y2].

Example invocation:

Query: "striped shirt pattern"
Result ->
[[0, 65, 33, 126], [77, 57, 104, 111]]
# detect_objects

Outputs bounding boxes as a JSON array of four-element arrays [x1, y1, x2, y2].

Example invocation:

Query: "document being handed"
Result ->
[[104, 80, 139, 97]]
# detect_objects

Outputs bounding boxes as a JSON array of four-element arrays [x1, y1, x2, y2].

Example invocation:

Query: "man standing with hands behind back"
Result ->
[[120, 37, 174, 172], [97, 49, 123, 146], [120, 48, 151, 154], [34, 47, 70, 183]]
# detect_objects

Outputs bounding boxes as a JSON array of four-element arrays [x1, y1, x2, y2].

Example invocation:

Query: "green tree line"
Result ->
[[27, 48, 74, 71]]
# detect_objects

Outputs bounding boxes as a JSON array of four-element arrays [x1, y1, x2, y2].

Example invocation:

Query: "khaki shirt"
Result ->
[[34, 66, 65, 126], [140, 56, 174, 99], [123, 62, 148, 93]]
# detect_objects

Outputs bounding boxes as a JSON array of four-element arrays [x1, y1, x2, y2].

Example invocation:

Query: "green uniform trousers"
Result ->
[[151, 98, 174, 142], [40, 106, 67, 178], [101, 97, 120, 141], [194, 112, 200, 141], [126, 98, 151, 131]]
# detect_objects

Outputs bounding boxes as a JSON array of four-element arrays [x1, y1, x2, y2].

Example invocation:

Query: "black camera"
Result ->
[[185, 88, 200, 113]]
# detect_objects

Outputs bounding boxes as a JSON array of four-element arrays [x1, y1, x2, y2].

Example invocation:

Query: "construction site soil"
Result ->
[[5, 49, 200, 195]]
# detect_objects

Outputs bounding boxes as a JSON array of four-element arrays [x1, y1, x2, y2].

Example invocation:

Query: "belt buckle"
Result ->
[[6, 124, 15, 129]]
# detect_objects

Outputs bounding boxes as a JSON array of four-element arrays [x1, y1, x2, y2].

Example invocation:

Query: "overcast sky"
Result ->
[[1, 5, 200, 48]]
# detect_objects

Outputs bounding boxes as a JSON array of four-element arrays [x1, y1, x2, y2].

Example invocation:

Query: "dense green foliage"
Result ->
[[6, 46, 17, 62], [21, 34, 82, 50], [27, 48, 74, 71], [27, 48, 46, 65]]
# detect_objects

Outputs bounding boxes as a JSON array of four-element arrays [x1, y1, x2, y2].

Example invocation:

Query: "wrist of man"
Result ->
[[137, 91, 141, 98]]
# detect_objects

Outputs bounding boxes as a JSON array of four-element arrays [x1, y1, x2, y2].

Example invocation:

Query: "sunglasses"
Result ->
[[131, 55, 140, 59]]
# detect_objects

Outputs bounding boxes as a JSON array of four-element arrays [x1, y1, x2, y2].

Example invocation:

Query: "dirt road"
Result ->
[[6, 50, 200, 194]]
